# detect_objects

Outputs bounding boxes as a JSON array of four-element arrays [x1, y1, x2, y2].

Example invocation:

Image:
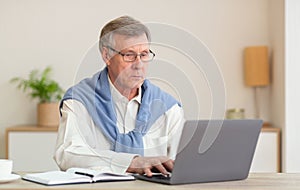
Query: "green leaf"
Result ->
[[10, 66, 65, 103]]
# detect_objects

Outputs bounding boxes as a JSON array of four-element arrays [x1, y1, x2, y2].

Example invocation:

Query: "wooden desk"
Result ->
[[0, 173, 300, 190]]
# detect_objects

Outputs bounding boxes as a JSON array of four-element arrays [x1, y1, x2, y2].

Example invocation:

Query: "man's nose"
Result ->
[[132, 56, 144, 69]]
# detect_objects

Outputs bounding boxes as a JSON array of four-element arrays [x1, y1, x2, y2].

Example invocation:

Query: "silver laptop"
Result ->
[[135, 119, 262, 185]]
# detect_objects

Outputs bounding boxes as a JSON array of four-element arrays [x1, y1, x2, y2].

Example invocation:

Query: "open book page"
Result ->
[[66, 168, 135, 182]]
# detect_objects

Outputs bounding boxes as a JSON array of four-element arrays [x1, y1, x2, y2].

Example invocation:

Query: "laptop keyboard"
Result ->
[[147, 173, 172, 181], [134, 173, 172, 184], [152, 174, 171, 180]]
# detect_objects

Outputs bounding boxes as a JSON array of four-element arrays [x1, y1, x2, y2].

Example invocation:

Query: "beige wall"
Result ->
[[0, 0, 271, 158], [269, 0, 285, 170]]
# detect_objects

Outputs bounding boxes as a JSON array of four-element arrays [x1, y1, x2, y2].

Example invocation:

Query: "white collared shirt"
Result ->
[[54, 77, 185, 174]]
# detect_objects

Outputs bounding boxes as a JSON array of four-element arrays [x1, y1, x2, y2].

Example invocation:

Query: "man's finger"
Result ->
[[153, 163, 168, 175], [144, 168, 153, 177], [162, 159, 174, 172]]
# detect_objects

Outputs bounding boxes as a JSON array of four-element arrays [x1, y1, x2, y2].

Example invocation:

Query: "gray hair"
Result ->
[[99, 16, 151, 53]]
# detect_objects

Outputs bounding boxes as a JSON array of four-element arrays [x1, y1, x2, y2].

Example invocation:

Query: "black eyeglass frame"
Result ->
[[106, 46, 155, 62]]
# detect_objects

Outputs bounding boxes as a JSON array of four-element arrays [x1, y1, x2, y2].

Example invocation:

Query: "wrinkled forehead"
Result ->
[[113, 33, 150, 50]]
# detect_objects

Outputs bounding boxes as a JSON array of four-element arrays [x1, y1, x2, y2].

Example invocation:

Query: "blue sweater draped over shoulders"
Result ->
[[61, 67, 180, 155]]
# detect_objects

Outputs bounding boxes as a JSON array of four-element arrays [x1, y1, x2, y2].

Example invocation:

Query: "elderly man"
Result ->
[[54, 16, 185, 177]]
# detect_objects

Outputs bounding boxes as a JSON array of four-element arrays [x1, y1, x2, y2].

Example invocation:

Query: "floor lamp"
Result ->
[[244, 46, 270, 119]]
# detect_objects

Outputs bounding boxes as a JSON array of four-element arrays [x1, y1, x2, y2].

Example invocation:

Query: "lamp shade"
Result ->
[[244, 46, 270, 86]]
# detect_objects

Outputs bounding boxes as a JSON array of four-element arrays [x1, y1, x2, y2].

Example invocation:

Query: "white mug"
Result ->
[[0, 159, 13, 178]]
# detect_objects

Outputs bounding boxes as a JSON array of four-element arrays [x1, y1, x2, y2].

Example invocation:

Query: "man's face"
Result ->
[[106, 33, 150, 91]]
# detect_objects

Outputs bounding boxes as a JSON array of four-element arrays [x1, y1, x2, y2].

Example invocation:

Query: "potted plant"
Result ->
[[10, 66, 64, 127]]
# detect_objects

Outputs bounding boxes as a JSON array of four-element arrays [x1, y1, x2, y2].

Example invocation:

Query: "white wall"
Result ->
[[284, 0, 300, 172], [0, 0, 270, 158]]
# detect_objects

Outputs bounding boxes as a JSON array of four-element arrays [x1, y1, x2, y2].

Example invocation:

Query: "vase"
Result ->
[[37, 102, 60, 127]]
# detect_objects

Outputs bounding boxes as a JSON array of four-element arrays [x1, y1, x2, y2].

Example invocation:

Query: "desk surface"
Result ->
[[0, 173, 300, 190]]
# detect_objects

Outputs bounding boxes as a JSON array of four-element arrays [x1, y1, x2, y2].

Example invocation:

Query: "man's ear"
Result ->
[[102, 47, 111, 65]]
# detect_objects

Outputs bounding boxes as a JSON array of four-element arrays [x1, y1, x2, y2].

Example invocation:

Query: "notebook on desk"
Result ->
[[135, 119, 263, 185], [22, 167, 135, 186]]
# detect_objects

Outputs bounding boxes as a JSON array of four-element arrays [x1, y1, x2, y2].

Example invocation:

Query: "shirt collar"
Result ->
[[108, 75, 142, 104]]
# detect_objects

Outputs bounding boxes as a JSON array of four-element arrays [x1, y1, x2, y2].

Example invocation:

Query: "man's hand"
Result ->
[[126, 156, 174, 177]]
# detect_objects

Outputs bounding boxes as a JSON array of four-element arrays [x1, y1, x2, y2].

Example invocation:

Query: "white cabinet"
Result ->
[[250, 127, 281, 173], [6, 125, 281, 173], [6, 126, 59, 172]]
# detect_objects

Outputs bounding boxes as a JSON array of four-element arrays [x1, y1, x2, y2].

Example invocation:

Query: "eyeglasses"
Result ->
[[107, 46, 155, 62]]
